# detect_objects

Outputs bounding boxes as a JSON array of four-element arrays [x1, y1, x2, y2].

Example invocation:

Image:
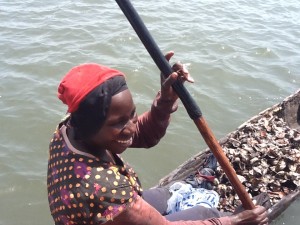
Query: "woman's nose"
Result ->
[[122, 116, 138, 133]]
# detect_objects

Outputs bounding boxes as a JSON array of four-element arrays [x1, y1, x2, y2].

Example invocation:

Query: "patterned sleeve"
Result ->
[[72, 164, 141, 224]]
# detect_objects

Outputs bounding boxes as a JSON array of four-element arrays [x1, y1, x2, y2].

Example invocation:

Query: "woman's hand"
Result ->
[[230, 205, 269, 225], [160, 51, 194, 102]]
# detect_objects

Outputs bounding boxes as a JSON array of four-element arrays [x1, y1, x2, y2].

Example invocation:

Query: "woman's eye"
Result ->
[[111, 119, 127, 128], [109, 108, 137, 129]]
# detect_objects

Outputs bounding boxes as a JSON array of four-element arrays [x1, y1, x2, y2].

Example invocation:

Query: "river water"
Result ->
[[0, 0, 299, 224]]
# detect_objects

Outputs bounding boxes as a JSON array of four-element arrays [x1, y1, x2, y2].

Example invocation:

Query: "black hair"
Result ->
[[69, 75, 128, 140]]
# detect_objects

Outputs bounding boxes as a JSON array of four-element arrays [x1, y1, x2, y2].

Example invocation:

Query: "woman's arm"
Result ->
[[130, 91, 178, 148], [105, 195, 232, 225], [130, 52, 192, 148]]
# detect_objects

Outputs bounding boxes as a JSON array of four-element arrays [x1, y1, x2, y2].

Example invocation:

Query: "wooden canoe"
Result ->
[[156, 89, 300, 222]]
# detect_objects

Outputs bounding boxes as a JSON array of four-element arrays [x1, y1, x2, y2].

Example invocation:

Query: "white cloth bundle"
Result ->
[[167, 182, 220, 214]]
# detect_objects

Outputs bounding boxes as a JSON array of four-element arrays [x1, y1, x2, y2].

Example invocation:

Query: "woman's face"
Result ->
[[88, 89, 137, 154]]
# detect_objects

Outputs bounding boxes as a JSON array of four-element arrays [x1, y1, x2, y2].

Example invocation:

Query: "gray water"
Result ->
[[0, 0, 299, 224]]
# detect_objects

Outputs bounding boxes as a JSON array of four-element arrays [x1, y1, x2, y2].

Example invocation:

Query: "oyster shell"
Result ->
[[212, 110, 300, 212]]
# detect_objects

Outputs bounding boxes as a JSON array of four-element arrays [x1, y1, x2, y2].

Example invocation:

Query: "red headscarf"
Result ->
[[58, 63, 125, 113]]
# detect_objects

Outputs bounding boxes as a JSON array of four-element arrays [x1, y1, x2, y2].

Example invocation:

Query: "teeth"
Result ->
[[117, 137, 132, 144]]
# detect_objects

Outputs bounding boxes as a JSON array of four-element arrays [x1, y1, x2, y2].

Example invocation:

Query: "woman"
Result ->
[[47, 52, 268, 225]]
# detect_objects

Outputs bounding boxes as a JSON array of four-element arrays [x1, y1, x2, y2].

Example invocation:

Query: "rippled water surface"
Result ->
[[0, 0, 299, 224]]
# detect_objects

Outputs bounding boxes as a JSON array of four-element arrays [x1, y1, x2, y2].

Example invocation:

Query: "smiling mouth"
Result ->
[[116, 137, 133, 145]]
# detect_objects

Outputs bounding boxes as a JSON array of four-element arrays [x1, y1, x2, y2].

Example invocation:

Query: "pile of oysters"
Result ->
[[213, 107, 300, 212]]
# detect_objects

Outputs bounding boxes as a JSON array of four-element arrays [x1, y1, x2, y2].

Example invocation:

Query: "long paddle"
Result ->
[[115, 0, 255, 210]]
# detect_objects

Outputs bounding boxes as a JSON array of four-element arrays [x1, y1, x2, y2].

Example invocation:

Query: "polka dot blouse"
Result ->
[[47, 125, 143, 225]]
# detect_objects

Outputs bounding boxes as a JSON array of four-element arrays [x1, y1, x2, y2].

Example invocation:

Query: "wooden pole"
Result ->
[[195, 117, 254, 209], [115, 0, 255, 209]]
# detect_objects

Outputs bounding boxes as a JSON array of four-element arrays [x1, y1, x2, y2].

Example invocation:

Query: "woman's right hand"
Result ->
[[159, 51, 194, 103], [229, 205, 269, 225]]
